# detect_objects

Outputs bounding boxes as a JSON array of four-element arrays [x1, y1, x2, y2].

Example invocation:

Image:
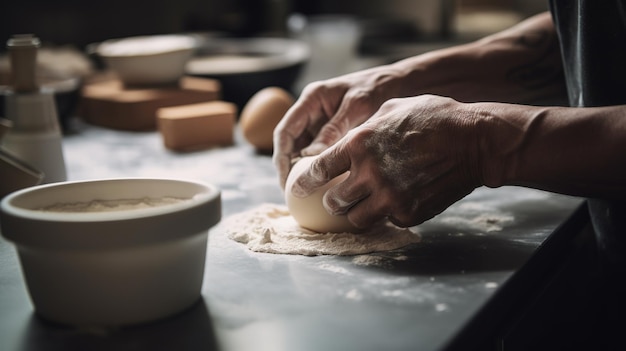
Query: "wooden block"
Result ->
[[79, 75, 221, 131], [179, 76, 221, 93], [157, 101, 237, 151]]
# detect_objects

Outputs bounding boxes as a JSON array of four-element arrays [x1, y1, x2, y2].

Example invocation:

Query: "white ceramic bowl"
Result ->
[[97, 35, 197, 85], [0, 178, 220, 327]]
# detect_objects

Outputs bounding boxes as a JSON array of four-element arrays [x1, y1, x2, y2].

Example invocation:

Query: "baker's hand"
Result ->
[[290, 95, 486, 228], [273, 64, 407, 188]]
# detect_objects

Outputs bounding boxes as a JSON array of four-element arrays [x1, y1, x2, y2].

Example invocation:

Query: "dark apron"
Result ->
[[550, 0, 626, 277]]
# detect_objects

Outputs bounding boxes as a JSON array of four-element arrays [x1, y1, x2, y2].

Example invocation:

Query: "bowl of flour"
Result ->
[[0, 177, 220, 327]]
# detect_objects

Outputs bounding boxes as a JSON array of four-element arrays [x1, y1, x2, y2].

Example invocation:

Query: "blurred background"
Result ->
[[1, 0, 548, 52], [0, 0, 550, 131]]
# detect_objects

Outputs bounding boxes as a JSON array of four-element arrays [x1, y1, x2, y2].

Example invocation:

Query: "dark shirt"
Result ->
[[549, 0, 626, 274]]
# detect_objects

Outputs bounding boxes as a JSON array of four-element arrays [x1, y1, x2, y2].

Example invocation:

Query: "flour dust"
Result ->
[[225, 203, 421, 256]]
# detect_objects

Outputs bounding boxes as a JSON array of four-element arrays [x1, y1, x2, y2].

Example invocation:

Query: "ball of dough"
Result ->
[[239, 87, 294, 152], [285, 156, 359, 233]]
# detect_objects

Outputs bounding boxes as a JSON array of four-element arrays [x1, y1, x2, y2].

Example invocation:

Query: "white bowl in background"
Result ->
[[0, 178, 220, 327], [97, 35, 197, 85]]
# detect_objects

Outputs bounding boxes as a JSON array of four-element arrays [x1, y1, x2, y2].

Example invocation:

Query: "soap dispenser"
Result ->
[[1, 34, 67, 183]]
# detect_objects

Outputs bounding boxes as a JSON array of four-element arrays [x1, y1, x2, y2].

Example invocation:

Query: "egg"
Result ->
[[239, 87, 294, 152]]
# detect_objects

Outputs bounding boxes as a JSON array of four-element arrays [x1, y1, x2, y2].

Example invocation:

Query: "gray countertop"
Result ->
[[0, 122, 584, 351]]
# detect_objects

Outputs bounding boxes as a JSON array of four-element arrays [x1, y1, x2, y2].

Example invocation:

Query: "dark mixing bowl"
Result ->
[[185, 37, 310, 109]]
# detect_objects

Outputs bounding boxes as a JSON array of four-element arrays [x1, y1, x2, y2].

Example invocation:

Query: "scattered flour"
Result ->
[[225, 203, 420, 256], [351, 254, 410, 267], [439, 213, 514, 232], [345, 289, 363, 301], [351, 255, 390, 267], [436, 201, 515, 232]]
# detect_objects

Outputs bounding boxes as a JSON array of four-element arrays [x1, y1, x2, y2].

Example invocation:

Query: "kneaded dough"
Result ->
[[285, 156, 360, 233]]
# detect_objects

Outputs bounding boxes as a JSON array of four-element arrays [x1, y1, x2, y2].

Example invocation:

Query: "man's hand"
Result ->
[[272, 65, 407, 188], [290, 95, 485, 228]]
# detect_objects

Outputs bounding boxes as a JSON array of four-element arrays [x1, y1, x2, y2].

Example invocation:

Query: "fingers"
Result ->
[[272, 124, 294, 189], [273, 79, 383, 188], [273, 98, 324, 188], [291, 136, 354, 197], [322, 171, 370, 216], [278, 92, 482, 230], [345, 198, 390, 229], [301, 112, 351, 156], [302, 90, 376, 157], [337, 190, 421, 229], [273, 82, 347, 188]]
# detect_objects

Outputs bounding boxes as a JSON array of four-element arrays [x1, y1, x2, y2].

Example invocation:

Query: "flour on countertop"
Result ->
[[438, 213, 514, 232], [225, 203, 420, 256], [351, 255, 391, 267], [435, 201, 515, 232]]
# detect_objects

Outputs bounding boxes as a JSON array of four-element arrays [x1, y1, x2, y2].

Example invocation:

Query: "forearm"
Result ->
[[390, 12, 567, 105], [480, 103, 626, 199]]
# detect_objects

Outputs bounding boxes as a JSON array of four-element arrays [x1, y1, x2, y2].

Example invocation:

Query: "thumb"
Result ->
[[291, 142, 352, 197]]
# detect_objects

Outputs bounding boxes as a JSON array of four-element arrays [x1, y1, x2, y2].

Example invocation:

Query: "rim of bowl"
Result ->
[[0, 178, 221, 250], [186, 37, 310, 75], [97, 34, 198, 58]]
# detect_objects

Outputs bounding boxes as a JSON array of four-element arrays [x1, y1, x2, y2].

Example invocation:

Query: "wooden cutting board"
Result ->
[[79, 74, 221, 131]]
